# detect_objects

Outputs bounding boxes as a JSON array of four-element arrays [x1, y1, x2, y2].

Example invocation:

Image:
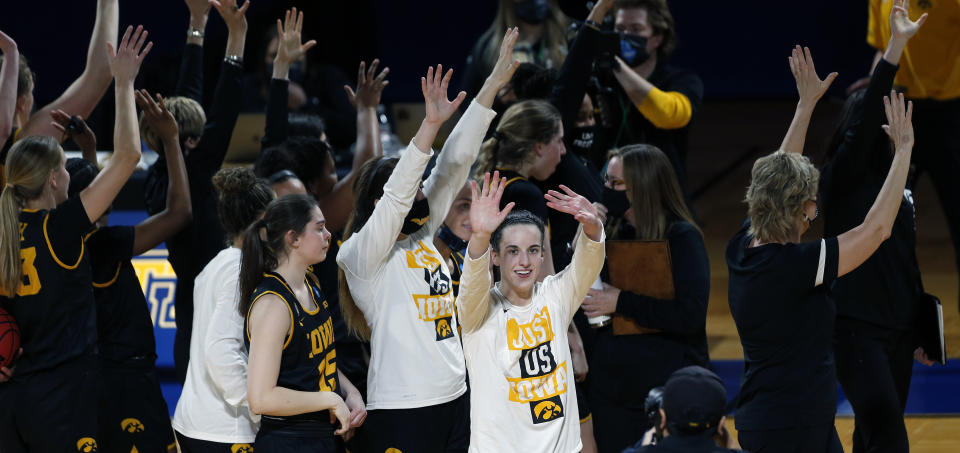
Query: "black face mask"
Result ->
[[402, 197, 431, 235], [515, 0, 551, 25], [619, 34, 651, 67], [602, 186, 630, 218], [568, 126, 595, 157]]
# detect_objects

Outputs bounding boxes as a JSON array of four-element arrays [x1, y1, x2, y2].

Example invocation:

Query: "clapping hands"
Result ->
[[788, 45, 837, 106], [107, 25, 152, 84], [345, 59, 389, 109], [421, 64, 466, 125]]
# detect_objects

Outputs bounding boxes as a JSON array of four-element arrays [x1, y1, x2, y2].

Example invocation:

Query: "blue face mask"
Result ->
[[619, 34, 651, 67], [515, 0, 551, 25]]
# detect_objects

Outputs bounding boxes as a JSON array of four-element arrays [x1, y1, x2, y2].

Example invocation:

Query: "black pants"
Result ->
[[176, 432, 254, 453], [99, 363, 176, 453], [738, 423, 843, 453], [911, 97, 960, 311], [0, 356, 101, 453], [834, 318, 915, 453], [255, 419, 336, 453], [173, 280, 195, 385], [353, 392, 469, 453]]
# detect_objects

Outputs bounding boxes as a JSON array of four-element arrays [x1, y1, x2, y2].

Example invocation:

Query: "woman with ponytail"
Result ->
[[240, 194, 366, 453], [335, 30, 519, 453], [173, 167, 272, 452], [0, 26, 150, 452]]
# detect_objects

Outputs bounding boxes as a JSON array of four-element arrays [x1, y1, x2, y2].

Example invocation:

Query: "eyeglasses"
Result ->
[[602, 172, 625, 188]]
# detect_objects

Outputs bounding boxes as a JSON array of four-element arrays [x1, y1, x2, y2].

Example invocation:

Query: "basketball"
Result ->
[[0, 307, 21, 370]]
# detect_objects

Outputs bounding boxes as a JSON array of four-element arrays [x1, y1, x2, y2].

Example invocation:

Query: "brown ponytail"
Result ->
[[473, 100, 561, 180], [0, 136, 64, 296]]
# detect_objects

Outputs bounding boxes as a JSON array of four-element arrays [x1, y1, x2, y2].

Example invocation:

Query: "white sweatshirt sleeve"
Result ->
[[203, 273, 249, 408], [456, 246, 494, 334], [336, 141, 434, 280], [547, 227, 606, 325], [422, 100, 497, 235]]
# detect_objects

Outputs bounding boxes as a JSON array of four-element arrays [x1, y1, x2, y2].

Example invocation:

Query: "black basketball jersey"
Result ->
[[85, 226, 156, 364], [0, 197, 95, 377], [244, 271, 339, 423]]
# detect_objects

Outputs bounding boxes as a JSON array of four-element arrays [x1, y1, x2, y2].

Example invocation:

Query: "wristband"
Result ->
[[187, 28, 204, 39], [225, 55, 244, 67]]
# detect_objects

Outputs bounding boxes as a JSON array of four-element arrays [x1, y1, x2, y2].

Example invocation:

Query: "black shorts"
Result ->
[[0, 356, 101, 453], [255, 418, 336, 453], [99, 362, 176, 453], [575, 381, 592, 423], [176, 431, 255, 453], [353, 392, 469, 453]]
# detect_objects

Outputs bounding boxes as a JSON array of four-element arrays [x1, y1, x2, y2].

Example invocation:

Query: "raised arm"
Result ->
[[828, 1, 926, 186], [422, 29, 518, 234], [320, 58, 388, 232], [837, 92, 913, 276], [0, 31, 18, 145], [175, 0, 210, 102], [780, 46, 837, 154], [19, 0, 118, 140], [336, 65, 463, 279], [79, 26, 150, 223], [246, 294, 349, 434], [544, 185, 605, 323], [131, 91, 192, 255], [458, 172, 515, 333], [262, 8, 316, 149], [551, 0, 612, 128]]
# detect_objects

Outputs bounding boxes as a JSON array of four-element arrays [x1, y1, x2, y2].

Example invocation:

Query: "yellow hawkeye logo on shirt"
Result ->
[[407, 241, 457, 341], [504, 306, 567, 424]]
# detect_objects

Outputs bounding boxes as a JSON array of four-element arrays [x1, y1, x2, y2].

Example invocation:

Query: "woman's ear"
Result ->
[[491, 248, 500, 267], [285, 229, 300, 249], [534, 142, 545, 157]]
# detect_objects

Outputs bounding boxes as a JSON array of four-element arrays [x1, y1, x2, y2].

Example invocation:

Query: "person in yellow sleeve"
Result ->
[[598, 0, 703, 196], [863, 0, 960, 311]]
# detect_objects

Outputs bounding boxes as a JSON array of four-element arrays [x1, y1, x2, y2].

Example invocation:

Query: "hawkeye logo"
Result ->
[[231, 444, 254, 453], [408, 241, 456, 341], [121, 418, 144, 433], [76, 437, 98, 452], [505, 306, 566, 424]]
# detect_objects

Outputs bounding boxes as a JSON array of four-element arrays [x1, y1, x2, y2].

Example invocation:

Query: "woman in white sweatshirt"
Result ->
[[456, 172, 605, 453], [335, 28, 520, 453]]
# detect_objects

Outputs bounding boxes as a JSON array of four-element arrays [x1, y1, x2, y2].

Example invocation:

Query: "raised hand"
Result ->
[[788, 45, 837, 106], [882, 90, 914, 152], [50, 110, 97, 156], [470, 171, 516, 238], [275, 8, 316, 67], [210, 0, 249, 34], [489, 28, 521, 90], [545, 185, 603, 240], [421, 64, 466, 125], [135, 90, 179, 141], [107, 25, 152, 84], [891, 0, 928, 41], [0, 30, 16, 53], [345, 59, 389, 109]]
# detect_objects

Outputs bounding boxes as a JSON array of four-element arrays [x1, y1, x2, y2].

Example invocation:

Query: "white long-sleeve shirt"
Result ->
[[456, 229, 605, 453], [173, 247, 259, 443], [337, 100, 496, 409]]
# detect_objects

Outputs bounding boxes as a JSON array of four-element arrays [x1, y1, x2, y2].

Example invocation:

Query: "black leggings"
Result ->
[[834, 318, 915, 453]]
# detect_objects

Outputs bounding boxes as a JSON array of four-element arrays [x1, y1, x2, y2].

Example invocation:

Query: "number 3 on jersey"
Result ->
[[17, 247, 41, 296]]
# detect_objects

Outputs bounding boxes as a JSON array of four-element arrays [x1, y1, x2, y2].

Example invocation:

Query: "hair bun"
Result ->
[[212, 167, 258, 195]]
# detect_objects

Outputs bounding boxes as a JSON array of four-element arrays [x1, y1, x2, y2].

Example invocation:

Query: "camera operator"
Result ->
[[624, 366, 742, 453], [594, 0, 703, 195]]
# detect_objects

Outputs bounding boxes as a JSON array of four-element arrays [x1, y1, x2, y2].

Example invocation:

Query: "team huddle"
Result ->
[[0, 0, 950, 452]]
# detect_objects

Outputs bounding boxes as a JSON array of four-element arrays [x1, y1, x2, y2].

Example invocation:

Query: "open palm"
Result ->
[[470, 171, 515, 237], [789, 45, 837, 104], [276, 8, 316, 65], [421, 64, 466, 125], [890, 0, 928, 40]]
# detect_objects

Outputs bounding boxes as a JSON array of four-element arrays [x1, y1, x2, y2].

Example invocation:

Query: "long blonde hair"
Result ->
[[0, 136, 64, 295], [476, 0, 569, 74], [475, 100, 561, 179]]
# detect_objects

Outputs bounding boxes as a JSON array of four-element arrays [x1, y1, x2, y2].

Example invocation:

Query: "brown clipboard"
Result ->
[[605, 240, 675, 335]]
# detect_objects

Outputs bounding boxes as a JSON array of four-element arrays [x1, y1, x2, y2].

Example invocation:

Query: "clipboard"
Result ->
[[605, 240, 675, 335], [916, 292, 946, 365]]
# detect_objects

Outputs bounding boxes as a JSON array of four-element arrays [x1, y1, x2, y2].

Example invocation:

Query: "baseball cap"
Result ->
[[662, 365, 726, 431]]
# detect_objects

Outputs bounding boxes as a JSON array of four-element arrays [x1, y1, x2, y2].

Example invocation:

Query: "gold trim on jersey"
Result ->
[[43, 212, 84, 269], [246, 290, 294, 350], [92, 262, 122, 288], [266, 273, 320, 315]]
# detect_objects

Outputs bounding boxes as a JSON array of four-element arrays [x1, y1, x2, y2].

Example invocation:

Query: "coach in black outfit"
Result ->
[[143, 0, 246, 383], [727, 45, 915, 453], [820, 4, 932, 452]]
